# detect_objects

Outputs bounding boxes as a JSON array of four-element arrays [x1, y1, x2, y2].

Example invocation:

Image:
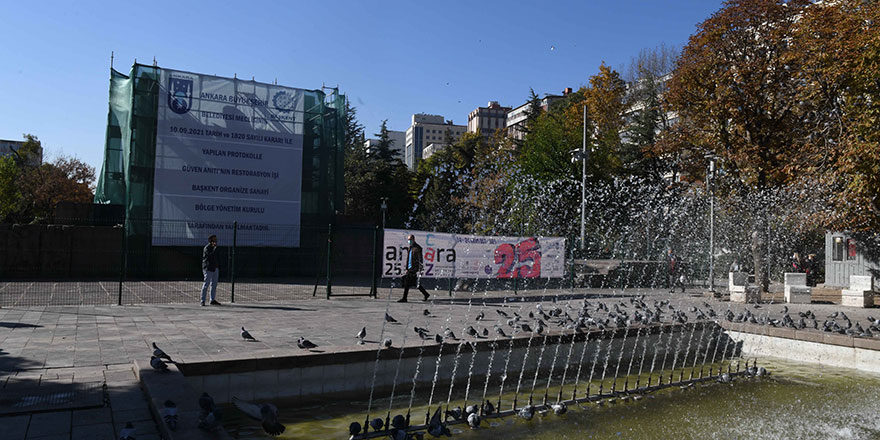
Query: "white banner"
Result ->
[[382, 229, 566, 279], [152, 68, 305, 247]]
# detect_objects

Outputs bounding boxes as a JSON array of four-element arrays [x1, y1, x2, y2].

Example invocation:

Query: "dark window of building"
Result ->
[[832, 236, 845, 261]]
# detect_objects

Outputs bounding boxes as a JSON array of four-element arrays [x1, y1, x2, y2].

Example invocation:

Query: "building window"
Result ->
[[832, 236, 845, 261], [847, 238, 857, 260]]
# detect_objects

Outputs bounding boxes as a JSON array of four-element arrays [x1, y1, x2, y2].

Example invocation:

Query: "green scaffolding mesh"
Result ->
[[93, 64, 346, 277]]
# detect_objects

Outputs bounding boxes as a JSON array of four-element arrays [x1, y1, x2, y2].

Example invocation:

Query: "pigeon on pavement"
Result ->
[[385, 313, 398, 323], [241, 327, 256, 341], [356, 327, 366, 345], [297, 337, 318, 350], [152, 342, 173, 362], [119, 421, 136, 440], [150, 356, 169, 372]]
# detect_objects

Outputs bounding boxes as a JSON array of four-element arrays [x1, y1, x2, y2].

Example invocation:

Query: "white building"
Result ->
[[0, 139, 41, 166], [506, 89, 570, 140], [404, 114, 466, 170], [364, 129, 406, 160], [467, 101, 511, 142]]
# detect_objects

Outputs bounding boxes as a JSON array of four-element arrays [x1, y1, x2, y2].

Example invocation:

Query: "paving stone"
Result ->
[[71, 407, 113, 426], [0, 414, 30, 440], [25, 412, 71, 437], [71, 422, 115, 440]]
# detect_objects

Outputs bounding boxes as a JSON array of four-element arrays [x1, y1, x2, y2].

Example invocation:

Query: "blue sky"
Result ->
[[0, 0, 724, 173]]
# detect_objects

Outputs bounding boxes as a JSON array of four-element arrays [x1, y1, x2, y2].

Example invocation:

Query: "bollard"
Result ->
[[370, 226, 378, 298], [326, 223, 333, 299], [118, 222, 125, 306]]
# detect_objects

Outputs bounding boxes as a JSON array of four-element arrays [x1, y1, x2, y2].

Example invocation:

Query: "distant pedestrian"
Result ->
[[666, 248, 684, 293], [790, 252, 804, 273], [804, 254, 818, 286], [398, 235, 430, 303], [201, 235, 221, 306], [729, 259, 741, 273]]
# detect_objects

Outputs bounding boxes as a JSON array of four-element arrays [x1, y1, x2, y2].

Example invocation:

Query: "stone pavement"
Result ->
[[1, 286, 877, 439]]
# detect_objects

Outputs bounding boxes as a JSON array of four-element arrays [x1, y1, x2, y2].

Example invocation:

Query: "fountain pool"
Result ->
[[222, 358, 880, 439]]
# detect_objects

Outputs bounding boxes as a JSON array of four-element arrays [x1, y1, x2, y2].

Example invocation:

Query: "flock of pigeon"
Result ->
[[725, 304, 880, 338], [147, 341, 287, 437]]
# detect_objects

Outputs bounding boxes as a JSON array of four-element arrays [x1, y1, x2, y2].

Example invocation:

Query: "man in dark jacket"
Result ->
[[399, 235, 430, 303], [201, 235, 221, 306]]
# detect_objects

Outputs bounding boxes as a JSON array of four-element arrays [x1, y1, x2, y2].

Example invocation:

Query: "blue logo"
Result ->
[[167, 76, 193, 115], [272, 90, 297, 113]]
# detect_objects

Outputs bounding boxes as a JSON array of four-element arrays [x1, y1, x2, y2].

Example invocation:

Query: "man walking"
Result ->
[[201, 235, 221, 306], [399, 234, 430, 303]]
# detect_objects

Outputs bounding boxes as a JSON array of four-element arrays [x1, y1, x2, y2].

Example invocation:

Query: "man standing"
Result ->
[[399, 234, 430, 303], [201, 235, 221, 306], [666, 248, 684, 293]]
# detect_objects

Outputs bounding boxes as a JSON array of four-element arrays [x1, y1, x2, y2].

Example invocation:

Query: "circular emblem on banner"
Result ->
[[484, 265, 492, 275], [272, 91, 296, 113]]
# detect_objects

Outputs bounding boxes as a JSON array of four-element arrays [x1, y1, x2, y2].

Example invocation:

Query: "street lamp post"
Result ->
[[706, 154, 718, 294], [570, 105, 590, 253], [380, 198, 388, 230]]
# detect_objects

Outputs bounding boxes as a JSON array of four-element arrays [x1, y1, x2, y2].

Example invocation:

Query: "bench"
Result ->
[[729, 272, 760, 303]]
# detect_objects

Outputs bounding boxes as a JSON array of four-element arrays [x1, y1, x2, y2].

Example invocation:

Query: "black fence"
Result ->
[[0, 219, 721, 307]]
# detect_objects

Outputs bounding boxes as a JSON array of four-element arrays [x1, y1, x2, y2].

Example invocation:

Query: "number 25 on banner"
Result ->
[[494, 238, 542, 278]]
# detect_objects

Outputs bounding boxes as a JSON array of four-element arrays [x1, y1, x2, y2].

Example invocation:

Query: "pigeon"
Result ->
[[119, 421, 136, 440], [233, 397, 285, 436], [444, 329, 458, 340], [199, 406, 223, 431], [161, 400, 178, 431], [297, 337, 318, 350], [475, 311, 485, 321], [349, 422, 362, 436], [385, 313, 398, 323], [241, 327, 256, 341], [466, 326, 478, 338], [520, 323, 533, 333], [356, 327, 366, 344], [518, 404, 535, 420], [370, 417, 384, 431], [483, 400, 495, 416], [383, 338, 393, 349], [495, 326, 509, 338], [445, 406, 463, 420], [423, 309, 431, 316], [199, 392, 215, 416], [482, 327, 489, 337], [391, 414, 407, 429], [718, 373, 732, 383], [427, 406, 451, 437], [150, 356, 169, 372], [496, 309, 510, 318], [782, 306, 788, 314], [467, 412, 481, 429], [551, 402, 567, 415], [435, 334, 443, 343], [152, 342, 172, 362]]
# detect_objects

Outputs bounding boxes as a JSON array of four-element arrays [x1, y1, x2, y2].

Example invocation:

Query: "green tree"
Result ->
[[0, 156, 21, 221], [370, 119, 400, 163]]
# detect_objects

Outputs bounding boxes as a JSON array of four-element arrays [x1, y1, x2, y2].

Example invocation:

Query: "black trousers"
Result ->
[[402, 271, 429, 300]]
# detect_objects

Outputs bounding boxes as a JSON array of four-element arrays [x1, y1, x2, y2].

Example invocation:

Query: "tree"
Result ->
[[665, 0, 813, 291], [622, 44, 678, 180], [371, 119, 400, 163], [0, 156, 20, 221]]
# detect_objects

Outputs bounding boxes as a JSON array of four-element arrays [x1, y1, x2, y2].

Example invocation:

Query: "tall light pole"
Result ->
[[706, 154, 718, 293], [581, 104, 587, 253], [380, 197, 388, 230], [571, 105, 589, 253]]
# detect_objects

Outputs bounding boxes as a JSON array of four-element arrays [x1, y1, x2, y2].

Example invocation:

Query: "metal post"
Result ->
[[580, 104, 587, 252], [118, 222, 125, 306], [231, 221, 237, 303], [370, 226, 378, 298], [708, 158, 715, 293], [326, 223, 333, 299]]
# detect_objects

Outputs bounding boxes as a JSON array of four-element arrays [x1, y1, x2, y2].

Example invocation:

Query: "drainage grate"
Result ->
[[0, 382, 104, 416]]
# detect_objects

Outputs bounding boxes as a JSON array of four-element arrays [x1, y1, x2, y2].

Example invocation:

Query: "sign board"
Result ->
[[152, 68, 305, 246], [382, 229, 566, 279]]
